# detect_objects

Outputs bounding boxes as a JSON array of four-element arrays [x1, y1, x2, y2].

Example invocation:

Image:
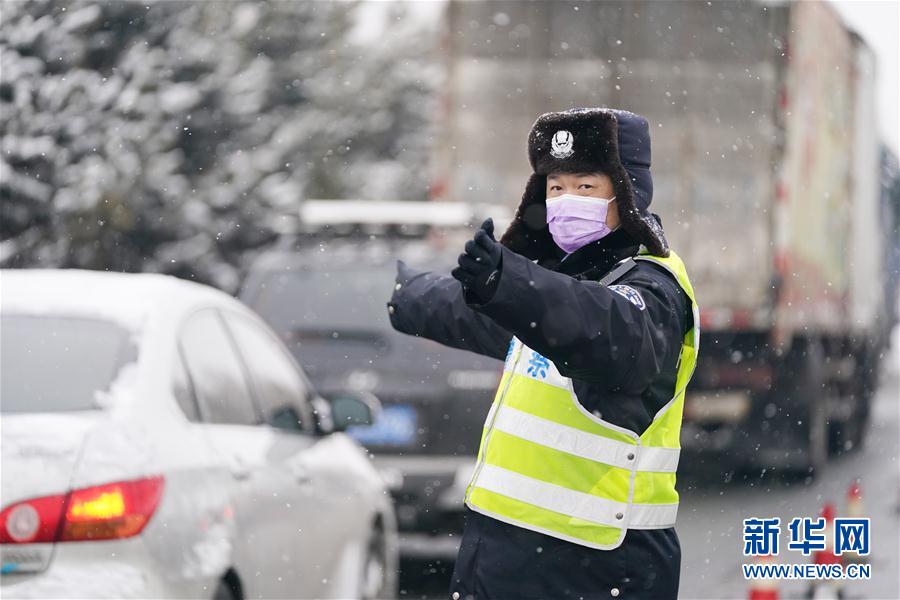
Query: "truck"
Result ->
[[429, 0, 897, 475]]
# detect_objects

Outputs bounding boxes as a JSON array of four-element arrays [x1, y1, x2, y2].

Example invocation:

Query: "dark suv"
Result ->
[[240, 234, 501, 562]]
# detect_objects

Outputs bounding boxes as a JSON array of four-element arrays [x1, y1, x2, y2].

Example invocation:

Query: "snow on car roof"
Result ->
[[1, 268, 229, 331]]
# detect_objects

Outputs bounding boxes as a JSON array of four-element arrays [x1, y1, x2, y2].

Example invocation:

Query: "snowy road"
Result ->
[[399, 331, 900, 600], [678, 335, 900, 600]]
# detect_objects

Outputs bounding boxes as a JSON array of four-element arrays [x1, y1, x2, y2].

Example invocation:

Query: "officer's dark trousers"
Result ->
[[449, 509, 681, 600]]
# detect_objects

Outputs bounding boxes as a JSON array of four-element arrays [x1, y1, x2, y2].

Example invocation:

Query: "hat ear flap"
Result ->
[[618, 204, 670, 257], [499, 173, 564, 261], [609, 165, 670, 258]]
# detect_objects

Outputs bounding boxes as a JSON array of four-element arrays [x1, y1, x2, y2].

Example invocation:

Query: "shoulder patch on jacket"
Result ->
[[609, 284, 646, 311]]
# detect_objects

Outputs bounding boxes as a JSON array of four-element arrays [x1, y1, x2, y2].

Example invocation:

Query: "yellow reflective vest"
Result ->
[[464, 248, 699, 550]]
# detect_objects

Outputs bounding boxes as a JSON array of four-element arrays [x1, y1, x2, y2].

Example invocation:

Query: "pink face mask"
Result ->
[[546, 193, 617, 254]]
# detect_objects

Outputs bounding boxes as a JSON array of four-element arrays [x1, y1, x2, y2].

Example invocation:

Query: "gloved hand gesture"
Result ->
[[451, 218, 502, 303]]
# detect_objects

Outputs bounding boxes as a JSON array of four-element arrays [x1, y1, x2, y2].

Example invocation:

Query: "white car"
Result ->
[[0, 269, 398, 599]]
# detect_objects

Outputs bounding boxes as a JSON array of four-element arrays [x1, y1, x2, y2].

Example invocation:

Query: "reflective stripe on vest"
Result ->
[[465, 248, 699, 550]]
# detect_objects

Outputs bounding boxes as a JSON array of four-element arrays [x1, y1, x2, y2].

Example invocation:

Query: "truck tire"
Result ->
[[855, 336, 877, 433], [805, 381, 830, 478], [831, 338, 875, 454], [770, 338, 828, 479], [212, 577, 240, 600]]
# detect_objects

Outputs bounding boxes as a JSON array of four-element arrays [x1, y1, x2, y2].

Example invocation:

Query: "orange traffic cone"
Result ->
[[812, 503, 841, 567], [747, 554, 779, 600], [808, 503, 843, 599], [843, 481, 867, 565]]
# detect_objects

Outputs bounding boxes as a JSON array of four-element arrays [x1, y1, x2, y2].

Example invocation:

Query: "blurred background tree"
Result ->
[[0, 0, 441, 290]]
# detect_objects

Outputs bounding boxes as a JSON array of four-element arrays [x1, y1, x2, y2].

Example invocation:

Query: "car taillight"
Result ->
[[0, 494, 66, 544], [0, 476, 164, 544], [61, 476, 164, 541]]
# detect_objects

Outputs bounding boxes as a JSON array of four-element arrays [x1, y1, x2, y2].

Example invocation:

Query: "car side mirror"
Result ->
[[268, 405, 305, 433], [327, 391, 382, 433]]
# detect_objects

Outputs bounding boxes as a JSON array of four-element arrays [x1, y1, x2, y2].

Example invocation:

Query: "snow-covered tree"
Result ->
[[0, 0, 441, 290]]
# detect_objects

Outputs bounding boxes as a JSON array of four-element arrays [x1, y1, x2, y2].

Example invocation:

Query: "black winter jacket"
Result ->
[[387, 228, 693, 599]]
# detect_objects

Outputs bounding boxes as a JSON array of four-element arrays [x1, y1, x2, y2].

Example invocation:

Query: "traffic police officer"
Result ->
[[388, 108, 699, 599]]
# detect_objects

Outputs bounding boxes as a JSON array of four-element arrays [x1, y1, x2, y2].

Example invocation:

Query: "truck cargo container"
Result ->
[[431, 0, 895, 475]]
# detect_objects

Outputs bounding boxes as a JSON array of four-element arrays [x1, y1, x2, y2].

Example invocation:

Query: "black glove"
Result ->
[[451, 218, 502, 304]]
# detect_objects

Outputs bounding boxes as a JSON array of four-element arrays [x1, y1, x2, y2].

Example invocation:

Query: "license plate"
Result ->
[[1, 543, 53, 574], [346, 404, 417, 447]]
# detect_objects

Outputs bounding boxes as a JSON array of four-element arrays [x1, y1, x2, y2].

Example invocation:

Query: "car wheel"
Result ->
[[360, 527, 389, 600]]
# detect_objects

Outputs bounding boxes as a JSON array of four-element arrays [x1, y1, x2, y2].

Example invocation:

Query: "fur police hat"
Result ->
[[499, 107, 669, 259]]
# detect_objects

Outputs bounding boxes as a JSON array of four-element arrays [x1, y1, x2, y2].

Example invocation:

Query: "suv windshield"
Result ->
[[252, 266, 394, 333], [1, 314, 137, 413], [250, 264, 466, 379]]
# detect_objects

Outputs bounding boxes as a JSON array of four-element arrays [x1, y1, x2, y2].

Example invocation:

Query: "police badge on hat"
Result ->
[[550, 130, 574, 159]]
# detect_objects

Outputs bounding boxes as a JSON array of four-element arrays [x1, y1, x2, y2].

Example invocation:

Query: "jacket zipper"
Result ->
[[465, 340, 525, 504]]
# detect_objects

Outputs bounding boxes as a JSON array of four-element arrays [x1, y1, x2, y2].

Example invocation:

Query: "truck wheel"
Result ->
[[773, 338, 828, 479], [212, 577, 240, 600], [831, 339, 875, 455], [830, 398, 867, 455], [805, 383, 829, 477], [851, 338, 876, 447]]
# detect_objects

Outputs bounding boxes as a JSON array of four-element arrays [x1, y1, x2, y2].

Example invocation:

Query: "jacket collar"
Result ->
[[551, 228, 641, 281]]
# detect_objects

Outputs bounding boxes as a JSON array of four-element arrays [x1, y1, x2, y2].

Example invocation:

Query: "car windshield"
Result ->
[[1, 314, 137, 413]]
